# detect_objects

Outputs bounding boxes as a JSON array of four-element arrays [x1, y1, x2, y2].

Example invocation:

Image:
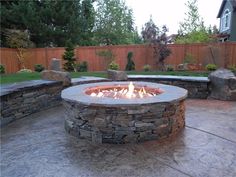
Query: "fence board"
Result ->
[[1, 42, 236, 74]]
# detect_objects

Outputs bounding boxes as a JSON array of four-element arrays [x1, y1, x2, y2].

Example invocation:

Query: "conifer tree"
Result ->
[[125, 52, 135, 71], [63, 40, 76, 72], [1, 0, 95, 47]]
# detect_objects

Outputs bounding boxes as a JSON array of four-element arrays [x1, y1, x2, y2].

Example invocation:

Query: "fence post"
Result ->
[[224, 42, 228, 68], [45, 47, 49, 70]]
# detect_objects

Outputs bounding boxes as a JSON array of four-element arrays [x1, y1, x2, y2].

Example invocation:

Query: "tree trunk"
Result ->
[[157, 60, 165, 71], [16, 48, 26, 70]]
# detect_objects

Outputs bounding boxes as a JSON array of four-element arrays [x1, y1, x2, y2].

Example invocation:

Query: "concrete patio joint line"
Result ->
[[186, 125, 236, 144]]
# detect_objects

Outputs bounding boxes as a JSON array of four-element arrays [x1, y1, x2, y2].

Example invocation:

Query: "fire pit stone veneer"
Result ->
[[61, 82, 188, 144]]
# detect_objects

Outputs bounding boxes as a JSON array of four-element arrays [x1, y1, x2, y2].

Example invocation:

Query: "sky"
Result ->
[[125, 0, 222, 34]]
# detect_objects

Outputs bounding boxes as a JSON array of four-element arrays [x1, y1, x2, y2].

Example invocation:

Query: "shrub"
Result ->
[[34, 64, 45, 72], [63, 40, 76, 72], [17, 69, 33, 73], [77, 61, 88, 72], [96, 50, 115, 68], [74, 63, 80, 72], [228, 65, 236, 72], [108, 61, 119, 70], [183, 53, 196, 64], [205, 64, 217, 71], [5, 29, 34, 69], [125, 51, 135, 71], [143, 64, 151, 72], [0, 64, 5, 74], [166, 65, 174, 71]]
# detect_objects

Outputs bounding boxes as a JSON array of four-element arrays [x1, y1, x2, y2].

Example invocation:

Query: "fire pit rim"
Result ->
[[61, 81, 188, 106]]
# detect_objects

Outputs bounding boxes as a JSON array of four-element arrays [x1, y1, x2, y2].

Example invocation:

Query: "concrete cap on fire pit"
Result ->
[[61, 81, 188, 106]]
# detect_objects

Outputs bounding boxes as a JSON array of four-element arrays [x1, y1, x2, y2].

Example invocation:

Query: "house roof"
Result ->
[[217, 0, 236, 18]]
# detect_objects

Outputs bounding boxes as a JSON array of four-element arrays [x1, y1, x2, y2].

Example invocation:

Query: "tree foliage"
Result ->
[[94, 0, 137, 45], [96, 49, 115, 69], [5, 29, 34, 69], [1, 0, 95, 47], [178, 0, 205, 35], [125, 51, 135, 71], [176, 0, 212, 44], [80, 0, 96, 46], [141, 17, 171, 70], [63, 40, 76, 72], [1, 0, 143, 47], [207, 25, 219, 35], [5, 29, 34, 49], [175, 30, 212, 44]]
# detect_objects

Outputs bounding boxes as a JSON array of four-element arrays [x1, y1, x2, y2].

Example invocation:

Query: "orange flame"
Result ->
[[90, 82, 155, 99]]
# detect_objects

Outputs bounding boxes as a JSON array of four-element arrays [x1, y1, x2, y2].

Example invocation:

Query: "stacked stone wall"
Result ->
[[0, 81, 63, 126], [64, 100, 185, 144]]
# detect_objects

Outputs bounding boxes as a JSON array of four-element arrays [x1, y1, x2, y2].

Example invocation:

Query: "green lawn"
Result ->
[[1, 72, 41, 84], [0, 71, 209, 84]]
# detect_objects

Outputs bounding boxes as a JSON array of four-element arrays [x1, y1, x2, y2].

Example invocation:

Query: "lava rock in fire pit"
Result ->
[[41, 70, 71, 86], [107, 69, 128, 81], [208, 68, 236, 101]]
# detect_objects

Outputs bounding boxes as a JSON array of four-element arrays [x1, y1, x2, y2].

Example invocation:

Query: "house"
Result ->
[[166, 34, 177, 44], [217, 0, 236, 41]]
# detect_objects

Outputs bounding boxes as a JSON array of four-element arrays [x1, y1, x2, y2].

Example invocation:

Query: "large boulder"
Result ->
[[208, 68, 236, 101], [41, 70, 71, 86], [107, 69, 128, 81]]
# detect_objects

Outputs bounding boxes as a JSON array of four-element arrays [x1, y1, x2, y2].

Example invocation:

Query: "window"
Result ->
[[221, 9, 231, 32]]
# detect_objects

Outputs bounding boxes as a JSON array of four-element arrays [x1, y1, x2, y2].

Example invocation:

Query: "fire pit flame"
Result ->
[[126, 82, 135, 98], [89, 82, 162, 99]]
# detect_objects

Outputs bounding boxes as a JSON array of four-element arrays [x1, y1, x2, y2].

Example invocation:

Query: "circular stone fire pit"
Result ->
[[61, 82, 188, 144]]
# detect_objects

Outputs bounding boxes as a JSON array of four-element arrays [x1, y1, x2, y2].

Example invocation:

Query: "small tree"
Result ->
[[141, 18, 171, 70], [125, 51, 135, 71], [176, 0, 212, 44], [212, 25, 219, 34], [63, 40, 76, 72], [96, 49, 115, 69], [5, 29, 34, 70], [178, 0, 204, 35]]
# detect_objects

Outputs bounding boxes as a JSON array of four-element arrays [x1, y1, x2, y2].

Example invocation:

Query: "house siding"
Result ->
[[219, 1, 233, 34], [230, 9, 236, 41]]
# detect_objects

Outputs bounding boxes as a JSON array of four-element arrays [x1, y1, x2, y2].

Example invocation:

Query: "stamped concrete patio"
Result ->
[[1, 99, 236, 177]]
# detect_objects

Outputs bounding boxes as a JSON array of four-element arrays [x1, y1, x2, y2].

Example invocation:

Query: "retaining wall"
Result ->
[[128, 75, 210, 99], [0, 76, 210, 126], [0, 80, 63, 126]]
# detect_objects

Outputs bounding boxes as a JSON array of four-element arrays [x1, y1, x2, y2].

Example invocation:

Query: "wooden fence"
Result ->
[[1, 42, 236, 74]]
